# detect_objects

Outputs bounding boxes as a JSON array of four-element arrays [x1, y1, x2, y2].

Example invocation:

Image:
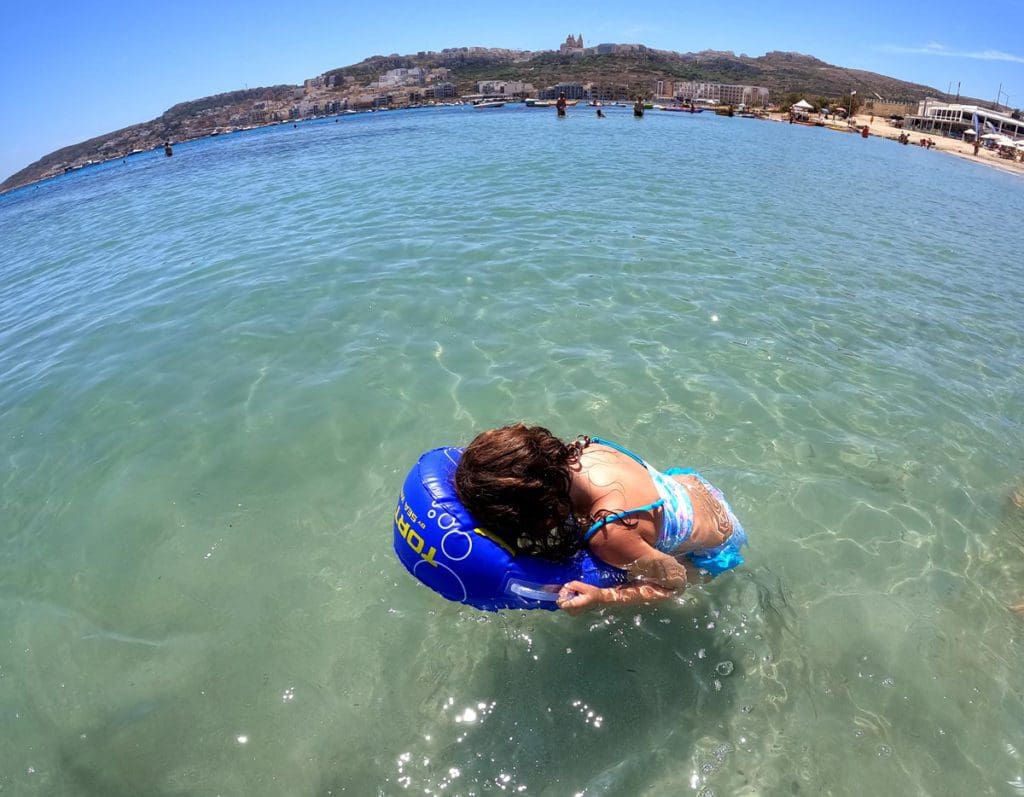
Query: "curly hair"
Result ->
[[454, 424, 588, 560]]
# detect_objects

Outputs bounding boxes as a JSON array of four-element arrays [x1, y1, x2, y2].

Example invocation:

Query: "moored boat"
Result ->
[[524, 99, 579, 107]]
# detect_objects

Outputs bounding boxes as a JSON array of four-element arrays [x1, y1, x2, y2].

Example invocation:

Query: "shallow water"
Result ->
[[2, 105, 1023, 796]]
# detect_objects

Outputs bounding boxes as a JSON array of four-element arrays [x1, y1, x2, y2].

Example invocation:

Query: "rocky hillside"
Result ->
[[1, 86, 301, 194], [327, 47, 947, 103]]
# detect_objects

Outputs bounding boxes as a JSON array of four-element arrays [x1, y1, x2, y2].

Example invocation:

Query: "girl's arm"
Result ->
[[587, 521, 691, 589], [557, 580, 675, 615]]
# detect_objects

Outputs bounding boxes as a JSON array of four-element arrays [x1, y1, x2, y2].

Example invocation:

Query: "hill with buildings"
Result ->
[[329, 46, 943, 104], [1, 41, 987, 193]]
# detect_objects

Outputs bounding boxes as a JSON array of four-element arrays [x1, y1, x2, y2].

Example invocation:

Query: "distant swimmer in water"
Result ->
[[556, 92, 567, 117], [633, 97, 645, 118], [163, 141, 173, 157], [596, 102, 606, 118], [455, 423, 748, 614]]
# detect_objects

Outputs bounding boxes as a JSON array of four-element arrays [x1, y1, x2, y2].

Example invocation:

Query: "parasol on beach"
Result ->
[[980, 133, 1012, 144]]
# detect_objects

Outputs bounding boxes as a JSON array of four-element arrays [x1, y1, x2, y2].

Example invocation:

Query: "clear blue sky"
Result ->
[[2, 0, 1022, 180]]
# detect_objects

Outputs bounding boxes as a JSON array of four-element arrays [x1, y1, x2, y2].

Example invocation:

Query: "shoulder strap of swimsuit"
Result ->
[[589, 436, 646, 466], [583, 499, 665, 542], [582, 437, 663, 542]]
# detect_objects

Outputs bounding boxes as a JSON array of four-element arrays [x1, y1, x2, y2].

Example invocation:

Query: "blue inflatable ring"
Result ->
[[394, 447, 625, 611]]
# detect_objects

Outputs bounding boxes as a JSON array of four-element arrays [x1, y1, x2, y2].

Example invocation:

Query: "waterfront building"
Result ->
[[671, 81, 769, 107], [430, 82, 457, 100], [539, 82, 586, 100], [475, 80, 532, 99], [905, 100, 1023, 139]]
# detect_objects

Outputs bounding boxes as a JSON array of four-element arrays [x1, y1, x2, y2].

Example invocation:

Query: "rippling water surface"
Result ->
[[2, 106, 1024, 795]]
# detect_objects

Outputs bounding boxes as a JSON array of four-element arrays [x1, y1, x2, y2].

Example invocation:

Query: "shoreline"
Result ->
[[5, 104, 1023, 196], [764, 111, 1024, 178]]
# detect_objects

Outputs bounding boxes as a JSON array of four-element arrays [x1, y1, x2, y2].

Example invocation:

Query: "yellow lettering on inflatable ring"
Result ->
[[473, 526, 515, 555], [395, 506, 438, 566]]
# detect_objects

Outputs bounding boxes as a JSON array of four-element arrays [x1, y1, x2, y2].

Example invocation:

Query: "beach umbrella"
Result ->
[[980, 133, 1009, 142], [792, 99, 813, 110], [834, 106, 846, 112]]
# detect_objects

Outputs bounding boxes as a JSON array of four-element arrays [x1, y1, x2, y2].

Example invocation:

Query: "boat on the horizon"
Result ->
[[474, 101, 506, 108], [524, 98, 579, 108]]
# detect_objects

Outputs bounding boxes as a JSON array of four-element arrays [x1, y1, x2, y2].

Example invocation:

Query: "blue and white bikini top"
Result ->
[[580, 437, 698, 554]]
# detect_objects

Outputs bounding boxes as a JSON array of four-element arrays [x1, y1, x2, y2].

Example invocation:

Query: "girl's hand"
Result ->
[[557, 581, 603, 615]]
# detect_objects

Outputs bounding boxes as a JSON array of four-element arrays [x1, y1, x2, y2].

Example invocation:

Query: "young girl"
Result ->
[[454, 423, 747, 615]]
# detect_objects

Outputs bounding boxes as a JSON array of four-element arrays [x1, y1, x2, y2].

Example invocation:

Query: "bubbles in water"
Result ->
[[715, 660, 734, 676], [876, 744, 893, 758], [456, 708, 477, 723], [281, 686, 295, 702], [881, 677, 895, 688]]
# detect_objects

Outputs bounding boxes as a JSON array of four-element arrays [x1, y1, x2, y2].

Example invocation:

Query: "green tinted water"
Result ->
[[1, 106, 1023, 795]]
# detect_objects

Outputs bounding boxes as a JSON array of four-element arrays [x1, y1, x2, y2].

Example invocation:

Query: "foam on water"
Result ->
[[1, 105, 1023, 795]]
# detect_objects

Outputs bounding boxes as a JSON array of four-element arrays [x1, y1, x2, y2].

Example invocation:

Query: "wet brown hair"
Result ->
[[454, 423, 586, 560]]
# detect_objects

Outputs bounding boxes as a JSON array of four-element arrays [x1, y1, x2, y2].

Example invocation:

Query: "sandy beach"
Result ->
[[766, 111, 1024, 178]]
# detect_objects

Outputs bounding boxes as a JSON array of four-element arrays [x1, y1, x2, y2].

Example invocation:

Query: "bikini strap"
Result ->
[[589, 435, 647, 466], [583, 498, 664, 542], [581, 436, 662, 542]]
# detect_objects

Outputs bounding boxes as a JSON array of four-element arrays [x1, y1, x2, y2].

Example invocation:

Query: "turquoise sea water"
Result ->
[[2, 105, 1023, 796]]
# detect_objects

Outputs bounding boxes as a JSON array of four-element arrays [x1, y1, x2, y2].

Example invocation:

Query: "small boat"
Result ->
[[474, 101, 505, 109], [661, 106, 704, 113], [524, 99, 579, 107]]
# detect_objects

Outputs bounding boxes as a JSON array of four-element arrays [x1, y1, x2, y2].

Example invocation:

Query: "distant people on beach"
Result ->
[[556, 93, 567, 117], [633, 97, 644, 117], [973, 138, 982, 156], [163, 141, 173, 157]]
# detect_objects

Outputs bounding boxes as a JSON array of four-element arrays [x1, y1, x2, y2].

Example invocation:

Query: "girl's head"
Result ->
[[454, 423, 584, 559]]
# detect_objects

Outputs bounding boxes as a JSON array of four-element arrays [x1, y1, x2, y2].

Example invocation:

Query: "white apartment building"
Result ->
[[671, 81, 769, 106], [475, 80, 532, 97]]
